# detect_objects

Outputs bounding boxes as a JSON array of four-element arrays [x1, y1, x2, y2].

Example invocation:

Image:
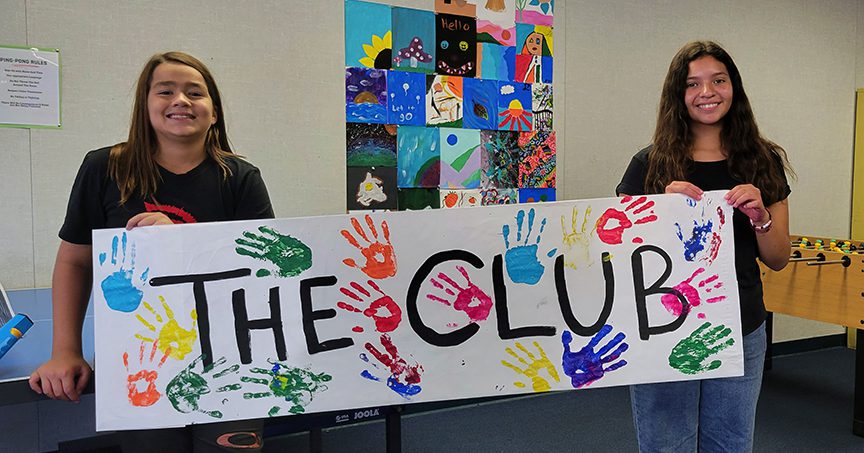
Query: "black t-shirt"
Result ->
[[60, 146, 275, 244], [615, 146, 791, 335]]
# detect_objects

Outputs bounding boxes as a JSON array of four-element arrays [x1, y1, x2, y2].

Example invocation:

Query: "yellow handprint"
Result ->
[[500, 341, 560, 392], [135, 295, 198, 361], [561, 206, 594, 270]]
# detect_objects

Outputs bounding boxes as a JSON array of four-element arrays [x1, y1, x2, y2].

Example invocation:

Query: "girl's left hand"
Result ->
[[725, 184, 769, 224], [126, 212, 174, 229]]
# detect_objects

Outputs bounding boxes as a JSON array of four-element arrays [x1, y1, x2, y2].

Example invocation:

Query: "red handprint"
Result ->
[[661, 268, 727, 318], [426, 265, 493, 323], [337, 280, 402, 333], [341, 214, 397, 279], [595, 196, 658, 245], [365, 334, 423, 386], [124, 340, 170, 407]]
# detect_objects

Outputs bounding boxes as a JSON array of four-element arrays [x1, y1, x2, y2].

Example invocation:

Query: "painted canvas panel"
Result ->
[[346, 67, 388, 124], [392, 7, 435, 73], [531, 82, 553, 130], [518, 187, 556, 203], [387, 71, 426, 126], [345, 0, 392, 69], [440, 188, 482, 208], [436, 14, 477, 77], [476, 43, 516, 82], [462, 78, 498, 130], [440, 128, 482, 189], [398, 188, 440, 210], [498, 81, 532, 131], [481, 188, 518, 205], [515, 0, 554, 26], [515, 55, 552, 83], [480, 130, 519, 188], [397, 126, 440, 188], [347, 166, 398, 211], [518, 130, 556, 188], [517, 24, 553, 56], [427, 75, 464, 127], [435, 0, 477, 17], [477, 0, 516, 46], [347, 123, 397, 167]]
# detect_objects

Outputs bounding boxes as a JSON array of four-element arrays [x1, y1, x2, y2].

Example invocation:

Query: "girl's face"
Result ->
[[147, 62, 216, 147], [684, 56, 733, 127], [525, 32, 544, 55]]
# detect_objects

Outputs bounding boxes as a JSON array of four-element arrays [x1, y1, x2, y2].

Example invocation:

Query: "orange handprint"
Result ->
[[124, 340, 170, 407], [595, 196, 658, 245], [341, 214, 397, 279]]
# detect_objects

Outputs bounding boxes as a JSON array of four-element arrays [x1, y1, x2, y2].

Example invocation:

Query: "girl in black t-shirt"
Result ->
[[29, 52, 272, 452], [617, 41, 792, 453]]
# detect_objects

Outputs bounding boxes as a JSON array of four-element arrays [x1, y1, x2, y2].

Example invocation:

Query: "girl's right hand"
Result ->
[[665, 181, 703, 200], [29, 354, 92, 402], [125, 212, 173, 229]]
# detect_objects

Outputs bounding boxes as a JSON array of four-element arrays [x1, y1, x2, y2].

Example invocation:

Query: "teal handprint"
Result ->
[[99, 232, 149, 312], [240, 361, 332, 416], [502, 208, 556, 284], [235, 226, 313, 277], [668, 322, 735, 375], [165, 355, 241, 419]]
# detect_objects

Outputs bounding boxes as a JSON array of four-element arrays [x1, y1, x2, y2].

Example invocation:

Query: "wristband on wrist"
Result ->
[[751, 211, 772, 233]]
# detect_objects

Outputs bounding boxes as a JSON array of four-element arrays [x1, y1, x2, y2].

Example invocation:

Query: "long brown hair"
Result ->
[[646, 41, 793, 203], [109, 51, 234, 204]]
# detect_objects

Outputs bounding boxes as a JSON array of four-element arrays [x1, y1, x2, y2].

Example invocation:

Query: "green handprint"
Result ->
[[165, 355, 241, 418], [668, 322, 735, 375], [240, 361, 332, 416], [235, 226, 313, 277]]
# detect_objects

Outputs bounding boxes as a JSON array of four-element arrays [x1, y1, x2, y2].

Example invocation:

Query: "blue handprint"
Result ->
[[675, 197, 724, 263], [99, 232, 149, 313], [561, 325, 629, 388], [675, 219, 713, 261], [502, 208, 556, 285]]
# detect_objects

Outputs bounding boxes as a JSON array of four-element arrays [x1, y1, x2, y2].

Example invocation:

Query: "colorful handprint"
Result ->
[[668, 322, 734, 375], [675, 198, 725, 264], [99, 232, 149, 312], [561, 325, 629, 388], [240, 361, 332, 416], [502, 208, 556, 284], [165, 355, 241, 419], [337, 280, 402, 333], [560, 206, 594, 270], [235, 225, 313, 277], [124, 340, 170, 407], [341, 214, 397, 279], [660, 268, 726, 318], [360, 334, 423, 398], [426, 265, 493, 323], [501, 341, 560, 392], [134, 295, 197, 361], [595, 196, 658, 245]]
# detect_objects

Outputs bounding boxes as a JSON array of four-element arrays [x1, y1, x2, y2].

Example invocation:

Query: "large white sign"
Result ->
[[94, 191, 740, 430], [0, 45, 60, 128]]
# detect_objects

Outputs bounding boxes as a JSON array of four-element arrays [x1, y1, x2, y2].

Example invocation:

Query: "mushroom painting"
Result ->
[[397, 37, 432, 69], [392, 7, 436, 73]]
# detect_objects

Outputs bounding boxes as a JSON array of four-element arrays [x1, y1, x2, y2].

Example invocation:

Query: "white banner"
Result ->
[[94, 191, 741, 430]]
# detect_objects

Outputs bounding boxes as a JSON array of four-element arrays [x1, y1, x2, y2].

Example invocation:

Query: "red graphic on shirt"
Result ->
[[144, 201, 197, 224]]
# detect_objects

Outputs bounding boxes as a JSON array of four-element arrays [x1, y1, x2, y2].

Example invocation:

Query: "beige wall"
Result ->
[[2, 0, 861, 341]]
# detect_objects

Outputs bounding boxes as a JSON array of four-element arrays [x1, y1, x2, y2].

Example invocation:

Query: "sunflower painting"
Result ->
[[345, 0, 392, 69]]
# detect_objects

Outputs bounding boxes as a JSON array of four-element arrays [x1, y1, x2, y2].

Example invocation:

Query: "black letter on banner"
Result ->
[[150, 268, 251, 369], [632, 245, 688, 340], [554, 252, 614, 337], [492, 254, 556, 339], [232, 287, 287, 365], [406, 250, 482, 346], [300, 276, 354, 354]]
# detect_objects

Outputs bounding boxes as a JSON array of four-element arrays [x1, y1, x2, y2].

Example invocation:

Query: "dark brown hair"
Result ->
[[646, 41, 793, 203], [109, 51, 234, 204]]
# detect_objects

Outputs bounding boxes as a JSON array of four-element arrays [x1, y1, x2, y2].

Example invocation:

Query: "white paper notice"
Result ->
[[0, 46, 61, 128]]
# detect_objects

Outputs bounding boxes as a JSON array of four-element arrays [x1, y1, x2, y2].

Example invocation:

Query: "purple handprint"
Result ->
[[426, 265, 493, 323], [561, 325, 628, 388]]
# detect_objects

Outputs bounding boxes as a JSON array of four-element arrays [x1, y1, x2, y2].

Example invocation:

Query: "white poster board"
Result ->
[[0, 45, 61, 128], [94, 191, 741, 430]]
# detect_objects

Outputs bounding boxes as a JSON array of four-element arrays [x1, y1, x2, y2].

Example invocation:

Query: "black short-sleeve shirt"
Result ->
[[59, 147, 274, 244], [616, 146, 791, 335]]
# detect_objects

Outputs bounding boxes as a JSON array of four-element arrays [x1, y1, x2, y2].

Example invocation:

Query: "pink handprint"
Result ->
[[341, 215, 397, 279], [426, 265, 493, 323], [337, 280, 402, 333], [595, 196, 658, 245], [661, 268, 727, 318]]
